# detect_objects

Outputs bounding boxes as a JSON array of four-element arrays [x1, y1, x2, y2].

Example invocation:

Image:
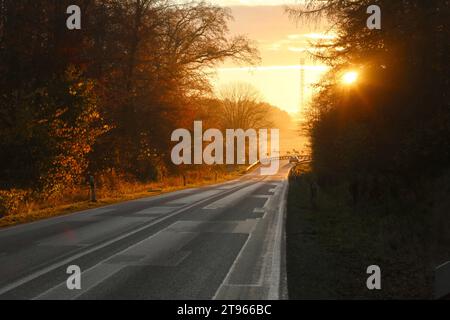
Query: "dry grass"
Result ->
[[0, 168, 245, 228]]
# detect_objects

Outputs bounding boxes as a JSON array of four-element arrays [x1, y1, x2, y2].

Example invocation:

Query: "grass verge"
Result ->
[[286, 164, 450, 299], [0, 168, 244, 228]]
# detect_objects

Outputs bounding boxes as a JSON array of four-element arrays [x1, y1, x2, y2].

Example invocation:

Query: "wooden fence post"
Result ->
[[89, 175, 96, 202]]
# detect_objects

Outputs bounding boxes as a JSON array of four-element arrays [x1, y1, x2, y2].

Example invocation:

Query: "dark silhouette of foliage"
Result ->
[[0, 0, 259, 198], [290, 0, 449, 185]]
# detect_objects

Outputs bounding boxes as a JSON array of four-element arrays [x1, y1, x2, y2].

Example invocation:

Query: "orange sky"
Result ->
[[207, 2, 332, 115]]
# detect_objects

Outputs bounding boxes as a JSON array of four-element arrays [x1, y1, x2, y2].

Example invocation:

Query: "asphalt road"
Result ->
[[0, 161, 293, 300]]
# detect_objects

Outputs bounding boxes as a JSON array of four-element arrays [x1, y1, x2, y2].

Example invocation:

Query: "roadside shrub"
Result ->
[[0, 189, 31, 216]]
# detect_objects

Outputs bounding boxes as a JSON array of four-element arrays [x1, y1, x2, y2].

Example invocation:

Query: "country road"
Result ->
[[0, 161, 293, 300]]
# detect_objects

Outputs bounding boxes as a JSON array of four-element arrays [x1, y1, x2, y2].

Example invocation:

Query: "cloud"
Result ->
[[202, 0, 298, 6], [303, 33, 337, 40], [216, 65, 329, 72], [287, 34, 303, 40], [259, 32, 335, 56], [288, 46, 327, 53]]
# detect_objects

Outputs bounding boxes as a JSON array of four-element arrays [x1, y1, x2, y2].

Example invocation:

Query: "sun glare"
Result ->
[[342, 71, 359, 85]]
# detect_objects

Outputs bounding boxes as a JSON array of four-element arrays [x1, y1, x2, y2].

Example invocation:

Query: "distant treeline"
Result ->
[[0, 0, 261, 198], [292, 0, 449, 186]]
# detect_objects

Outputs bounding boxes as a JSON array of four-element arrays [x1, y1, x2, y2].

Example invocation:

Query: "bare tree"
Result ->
[[217, 82, 272, 130]]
